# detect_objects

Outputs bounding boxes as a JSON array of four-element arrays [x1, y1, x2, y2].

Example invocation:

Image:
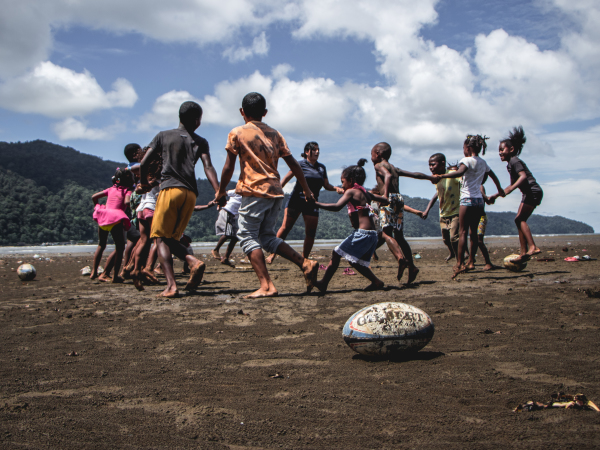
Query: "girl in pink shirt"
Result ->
[[90, 168, 134, 281]]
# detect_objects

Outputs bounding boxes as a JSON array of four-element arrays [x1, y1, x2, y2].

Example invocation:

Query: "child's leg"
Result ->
[[163, 238, 204, 292], [155, 237, 179, 296], [144, 242, 159, 275], [265, 207, 301, 264], [91, 228, 109, 279], [221, 236, 238, 266], [212, 235, 229, 259], [453, 205, 469, 277], [392, 228, 419, 283], [109, 223, 126, 283], [513, 203, 540, 261], [465, 212, 481, 270], [131, 219, 152, 290], [245, 249, 278, 297], [478, 235, 493, 270], [314, 251, 342, 293], [98, 250, 115, 281], [349, 262, 384, 291], [302, 214, 319, 259]]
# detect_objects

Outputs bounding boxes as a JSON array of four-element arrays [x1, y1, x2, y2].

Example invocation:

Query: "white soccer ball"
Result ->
[[17, 263, 37, 281], [503, 254, 527, 272]]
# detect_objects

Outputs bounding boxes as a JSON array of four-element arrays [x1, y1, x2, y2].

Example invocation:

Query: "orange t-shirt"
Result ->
[[225, 121, 292, 198]]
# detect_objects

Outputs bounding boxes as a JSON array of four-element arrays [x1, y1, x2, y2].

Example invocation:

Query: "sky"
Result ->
[[0, 0, 598, 231]]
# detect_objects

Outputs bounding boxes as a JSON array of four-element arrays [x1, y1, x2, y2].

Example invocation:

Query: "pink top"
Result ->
[[92, 185, 132, 230], [346, 184, 369, 214]]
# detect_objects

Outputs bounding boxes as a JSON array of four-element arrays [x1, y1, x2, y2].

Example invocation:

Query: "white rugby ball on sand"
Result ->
[[343, 302, 434, 356], [503, 254, 527, 272], [17, 263, 36, 281]]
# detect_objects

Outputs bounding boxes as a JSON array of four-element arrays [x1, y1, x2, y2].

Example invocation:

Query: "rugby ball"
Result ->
[[17, 263, 36, 281], [343, 302, 434, 356], [503, 254, 527, 272]]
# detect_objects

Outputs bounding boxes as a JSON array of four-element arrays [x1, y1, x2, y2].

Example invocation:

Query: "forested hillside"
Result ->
[[0, 140, 594, 245]]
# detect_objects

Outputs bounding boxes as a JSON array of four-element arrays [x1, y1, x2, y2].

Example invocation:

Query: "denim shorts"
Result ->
[[460, 197, 484, 208]]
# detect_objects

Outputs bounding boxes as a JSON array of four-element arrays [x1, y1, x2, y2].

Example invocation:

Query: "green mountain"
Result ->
[[0, 140, 594, 245]]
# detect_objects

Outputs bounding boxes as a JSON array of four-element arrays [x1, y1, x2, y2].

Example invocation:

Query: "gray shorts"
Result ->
[[215, 209, 238, 237], [237, 196, 284, 255]]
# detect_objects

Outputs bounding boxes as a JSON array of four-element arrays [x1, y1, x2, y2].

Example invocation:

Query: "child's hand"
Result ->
[[304, 188, 315, 202], [430, 175, 441, 184], [498, 188, 506, 197], [334, 186, 344, 194], [415, 211, 424, 219], [421, 211, 428, 220]]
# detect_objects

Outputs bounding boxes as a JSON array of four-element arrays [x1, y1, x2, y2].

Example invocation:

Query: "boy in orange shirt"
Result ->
[[214, 92, 319, 298]]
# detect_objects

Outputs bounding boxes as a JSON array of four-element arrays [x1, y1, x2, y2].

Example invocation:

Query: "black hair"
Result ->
[[447, 161, 459, 170], [429, 153, 446, 163], [179, 101, 203, 129], [300, 141, 319, 158], [500, 126, 526, 156], [242, 92, 266, 120], [342, 158, 368, 186], [112, 167, 135, 189], [464, 134, 489, 155], [374, 142, 392, 160], [124, 143, 141, 163]]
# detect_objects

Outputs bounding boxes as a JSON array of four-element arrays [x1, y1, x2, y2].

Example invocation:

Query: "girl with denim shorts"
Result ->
[[437, 135, 505, 278]]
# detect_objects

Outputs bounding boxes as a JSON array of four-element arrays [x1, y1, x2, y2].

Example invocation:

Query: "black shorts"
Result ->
[[286, 194, 319, 217], [126, 227, 141, 243], [522, 190, 543, 207]]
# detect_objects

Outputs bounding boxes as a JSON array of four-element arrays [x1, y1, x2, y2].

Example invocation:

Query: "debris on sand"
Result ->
[[514, 393, 600, 412], [80, 266, 91, 276]]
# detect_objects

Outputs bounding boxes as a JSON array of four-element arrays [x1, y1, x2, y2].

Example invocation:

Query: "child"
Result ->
[[90, 168, 135, 282], [214, 92, 319, 298], [314, 159, 388, 292], [141, 101, 221, 298], [370, 142, 437, 283], [473, 184, 494, 271], [211, 189, 242, 267], [435, 135, 504, 278], [420, 154, 460, 262], [488, 126, 543, 263]]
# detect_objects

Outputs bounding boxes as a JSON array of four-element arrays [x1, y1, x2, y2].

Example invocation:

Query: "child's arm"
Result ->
[[194, 203, 215, 211], [124, 193, 131, 208], [421, 192, 438, 220], [368, 192, 389, 206], [323, 177, 344, 194], [439, 164, 467, 179], [282, 155, 314, 202], [396, 167, 438, 184], [403, 204, 421, 216], [315, 191, 354, 212], [91, 190, 107, 205], [280, 170, 294, 188], [500, 170, 527, 196], [487, 169, 506, 198], [214, 151, 238, 204]]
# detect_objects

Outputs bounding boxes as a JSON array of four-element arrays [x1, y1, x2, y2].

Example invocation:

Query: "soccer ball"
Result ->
[[503, 254, 527, 272], [17, 263, 37, 281]]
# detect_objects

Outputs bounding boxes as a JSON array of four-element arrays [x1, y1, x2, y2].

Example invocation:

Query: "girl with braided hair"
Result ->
[[488, 126, 543, 263], [435, 134, 504, 278]]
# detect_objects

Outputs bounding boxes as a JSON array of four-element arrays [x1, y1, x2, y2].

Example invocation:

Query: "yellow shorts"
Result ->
[[150, 187, 196, 240]]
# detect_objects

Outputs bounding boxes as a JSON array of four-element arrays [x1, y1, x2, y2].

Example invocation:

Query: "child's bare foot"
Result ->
[[265, 253, 276, 264], [120, 267, 132, 280], [397, 259, 408, 281], [364, 280, 384, 291], [445, 254, 455, 262], [483, 263, 494, 271], [141, 268, 159, 284], [452, 264, 467, 279], [243, 287, 278, 299], [184, 261, 205, 291], [220, 257, 235, 267], [90, 273, 98, 280], [131, 272, 145, 291], [527, 247, 542, 257], [510, 254, 531, 263], [98, 273, 112, 282], [407, 266, 419, 284], [157, 288, 178, 298], [372, 251, 379, 262], [112, 276, 124, 284], [211, 249, 221, 260], [302, 259, 319, 292], [154, 266, 164, 276], [466, 262, 475, 270], [313, 279, 328, 293]]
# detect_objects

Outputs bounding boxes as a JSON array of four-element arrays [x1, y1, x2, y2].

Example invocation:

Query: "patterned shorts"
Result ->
[[379, 193, 404, 231], [478, 214, 487, 236]]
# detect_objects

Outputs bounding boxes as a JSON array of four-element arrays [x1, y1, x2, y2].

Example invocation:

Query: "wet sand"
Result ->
[[1, 235, 599, 448]]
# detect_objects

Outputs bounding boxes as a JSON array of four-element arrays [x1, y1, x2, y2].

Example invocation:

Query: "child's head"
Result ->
[[463, 134, 489, 156], [179, 101, 203, 130], [301, 141, 319, 160], [447, 161, 459, 171], [341, 158, 368, 188], [124, 143, 141, 163], [499, 126, 526, 161], [242, 92, 267, 120], [112, 167, 135, 189], [428, 153, 446, 175], [370, 142, 392, 164]]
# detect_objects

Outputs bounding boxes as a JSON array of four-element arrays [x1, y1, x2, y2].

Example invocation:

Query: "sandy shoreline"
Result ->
[[1, 235, 599, 448]]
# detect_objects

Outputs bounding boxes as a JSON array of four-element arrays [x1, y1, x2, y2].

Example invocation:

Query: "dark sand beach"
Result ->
[[1, 235, 599, 449]]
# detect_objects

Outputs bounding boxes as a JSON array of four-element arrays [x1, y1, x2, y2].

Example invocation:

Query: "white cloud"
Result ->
[[223, 32, 269, 63], [0, 61, 137, 118], [137, 90, 202, 131], [53, 117, 121, 140]]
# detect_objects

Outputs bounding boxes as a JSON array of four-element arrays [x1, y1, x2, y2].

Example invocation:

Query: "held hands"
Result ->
[[415, 211, 425, 219], [304, 188, 315, 203], [334, 186, 344, 194], [430, 174, 442, 184], [498, 188, 506, 198], [421, 211, 428, 220]]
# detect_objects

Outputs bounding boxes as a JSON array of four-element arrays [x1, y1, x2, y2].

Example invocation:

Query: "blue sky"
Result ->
[[0, 0, 598, 230]]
